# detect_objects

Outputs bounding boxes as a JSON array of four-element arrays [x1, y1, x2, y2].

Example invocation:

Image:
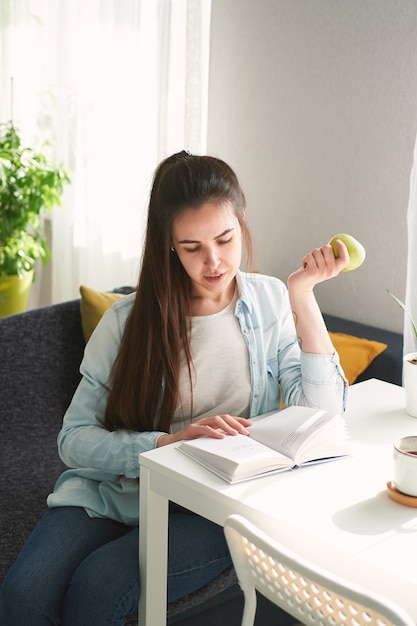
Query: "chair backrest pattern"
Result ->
[[224, 515, 415, 626], [242, 536, 393, 626]]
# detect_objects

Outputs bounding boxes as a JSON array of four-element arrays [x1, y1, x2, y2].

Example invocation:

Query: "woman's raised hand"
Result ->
[[288, 239, 350, 292]]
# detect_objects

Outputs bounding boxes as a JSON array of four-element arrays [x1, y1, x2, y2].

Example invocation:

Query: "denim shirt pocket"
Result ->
[[265, 357, 280, 406]]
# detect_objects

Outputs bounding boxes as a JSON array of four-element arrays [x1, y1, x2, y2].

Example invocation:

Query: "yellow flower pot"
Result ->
[[0, 271, 34, 317]]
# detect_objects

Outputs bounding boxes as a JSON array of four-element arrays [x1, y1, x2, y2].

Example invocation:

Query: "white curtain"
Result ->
[[405, 133, 417, 355], [0, 0, 211, 304]]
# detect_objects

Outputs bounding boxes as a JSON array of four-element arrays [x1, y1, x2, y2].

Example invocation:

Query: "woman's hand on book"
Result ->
[[157, 415, 253, 447]]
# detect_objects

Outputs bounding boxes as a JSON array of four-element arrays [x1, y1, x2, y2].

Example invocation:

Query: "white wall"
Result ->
[[207, 0, 417, 332]]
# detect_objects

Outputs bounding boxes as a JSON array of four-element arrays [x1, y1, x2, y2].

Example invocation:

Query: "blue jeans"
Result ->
[[0, 506, 232, 625]]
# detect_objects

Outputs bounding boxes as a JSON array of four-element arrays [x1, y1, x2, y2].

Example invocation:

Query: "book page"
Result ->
[[178, 432, 294, 482], [179, 433, 292, 467], [247, 406, 347, 464]]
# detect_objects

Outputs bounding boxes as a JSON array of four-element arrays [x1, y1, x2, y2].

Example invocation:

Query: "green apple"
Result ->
[[329, 233, 366, 272]]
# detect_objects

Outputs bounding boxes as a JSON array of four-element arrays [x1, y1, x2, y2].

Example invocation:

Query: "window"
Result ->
[[0, 0, 211, 304]]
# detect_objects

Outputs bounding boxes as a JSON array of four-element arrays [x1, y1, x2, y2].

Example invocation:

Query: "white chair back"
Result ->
[[224, 514, 415, 626]]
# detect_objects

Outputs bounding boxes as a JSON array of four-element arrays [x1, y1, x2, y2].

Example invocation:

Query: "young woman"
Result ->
[[0, 151, 348, 625]]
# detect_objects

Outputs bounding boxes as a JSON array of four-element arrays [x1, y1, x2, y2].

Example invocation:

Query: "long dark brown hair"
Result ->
[[104, 151, 253, 432]]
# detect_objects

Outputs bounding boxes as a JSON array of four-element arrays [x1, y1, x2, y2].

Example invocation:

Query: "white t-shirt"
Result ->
[[172, 293, 251, 431]]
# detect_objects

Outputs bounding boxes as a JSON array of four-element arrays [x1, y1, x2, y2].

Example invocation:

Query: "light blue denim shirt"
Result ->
[[47, 272, 347, 525]]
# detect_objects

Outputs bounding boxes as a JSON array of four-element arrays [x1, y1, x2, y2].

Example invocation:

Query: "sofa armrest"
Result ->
[[0, 300, 85, 584]]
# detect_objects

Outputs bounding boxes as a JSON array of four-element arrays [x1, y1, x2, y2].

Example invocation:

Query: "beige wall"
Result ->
[[207, 0, 417, 332]]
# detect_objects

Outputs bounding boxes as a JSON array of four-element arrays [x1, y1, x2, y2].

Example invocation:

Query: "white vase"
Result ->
[[403, 352, 417, 417]]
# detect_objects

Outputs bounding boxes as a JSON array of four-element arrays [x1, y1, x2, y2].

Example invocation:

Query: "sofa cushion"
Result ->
[[80, 285, 125, 341], [323, 313, 403, 386], [329, 332, 387, 385]]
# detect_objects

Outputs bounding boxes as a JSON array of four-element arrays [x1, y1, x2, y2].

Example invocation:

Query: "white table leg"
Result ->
[[139, 464, 169, 626]]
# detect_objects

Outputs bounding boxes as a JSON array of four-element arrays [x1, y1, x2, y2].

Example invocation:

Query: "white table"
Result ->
[[139, 379, 417, 625]]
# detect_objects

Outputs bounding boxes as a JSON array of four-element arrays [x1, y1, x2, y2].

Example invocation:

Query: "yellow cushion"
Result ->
[[329, 332, 387, 385], [79, 285, 125, 342]]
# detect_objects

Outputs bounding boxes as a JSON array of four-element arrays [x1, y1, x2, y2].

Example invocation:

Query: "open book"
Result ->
[[178, 406, 349, 484]]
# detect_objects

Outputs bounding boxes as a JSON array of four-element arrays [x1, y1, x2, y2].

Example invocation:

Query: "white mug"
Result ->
[[393, 435, 417, 497]]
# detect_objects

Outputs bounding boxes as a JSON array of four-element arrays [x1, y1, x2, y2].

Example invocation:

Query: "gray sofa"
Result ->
[[0, 298, 403, 624]]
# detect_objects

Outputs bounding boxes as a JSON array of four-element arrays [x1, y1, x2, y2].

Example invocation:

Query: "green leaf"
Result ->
[[387, 289, 417, 340], [0, 120, 71, 276]]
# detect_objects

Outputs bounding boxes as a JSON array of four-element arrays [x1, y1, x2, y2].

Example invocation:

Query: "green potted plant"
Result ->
[[0, 121, 71, 316]]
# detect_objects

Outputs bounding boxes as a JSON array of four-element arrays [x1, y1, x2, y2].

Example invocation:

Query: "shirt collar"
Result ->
[[235, 270, 253, 314]]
